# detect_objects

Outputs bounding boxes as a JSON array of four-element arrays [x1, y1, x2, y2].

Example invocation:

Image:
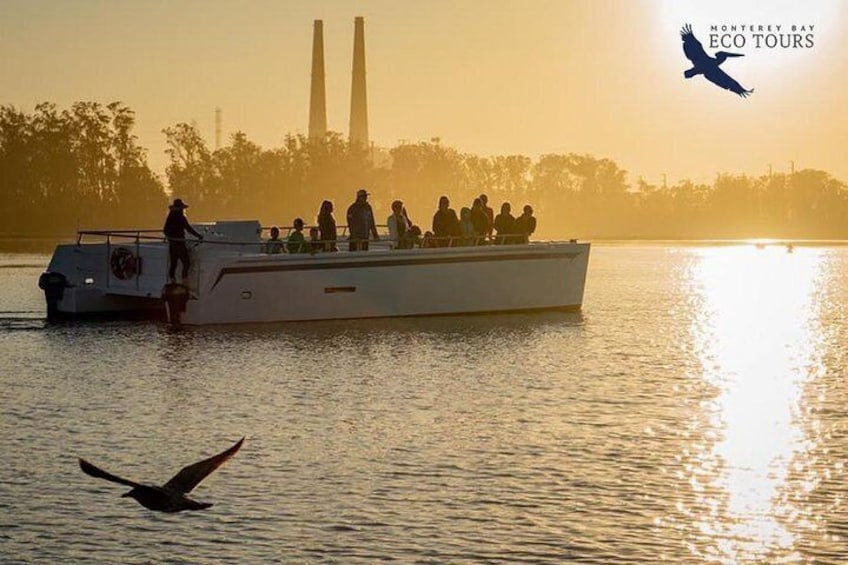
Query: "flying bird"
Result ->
[[680, 24, 753, 97], [79, 437, 244, 512]]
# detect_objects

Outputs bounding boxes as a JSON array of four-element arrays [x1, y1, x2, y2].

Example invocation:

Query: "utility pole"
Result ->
[[215, 108, 222, 151]]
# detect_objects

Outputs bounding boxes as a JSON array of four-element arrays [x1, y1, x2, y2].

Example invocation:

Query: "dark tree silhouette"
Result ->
[[0, 101, 165, 237]]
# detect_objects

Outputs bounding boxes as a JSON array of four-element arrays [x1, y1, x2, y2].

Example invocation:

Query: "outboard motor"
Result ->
[[162, 282, 190, 325], [38, 272, 68, 320]]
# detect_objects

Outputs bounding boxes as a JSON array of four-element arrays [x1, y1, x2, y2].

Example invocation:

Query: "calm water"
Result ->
[[1, 244, 847, 564]]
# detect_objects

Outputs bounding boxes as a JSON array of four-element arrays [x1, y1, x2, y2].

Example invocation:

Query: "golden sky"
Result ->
[[2, 0, 846, 184]]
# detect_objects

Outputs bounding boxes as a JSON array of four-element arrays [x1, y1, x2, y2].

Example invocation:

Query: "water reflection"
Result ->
[[153, 311, 586, 371], [6, 247, 848, 563], [686, 245, 826, 563]]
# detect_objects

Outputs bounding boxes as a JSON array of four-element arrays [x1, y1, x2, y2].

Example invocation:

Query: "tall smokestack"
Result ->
[[308, 19, 327, 140], [349, 16, 369, 147]]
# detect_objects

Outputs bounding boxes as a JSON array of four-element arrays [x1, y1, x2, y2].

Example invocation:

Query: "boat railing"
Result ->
[[75, 227, 573, 261], [77, 229, 164, 245], [70, 227, 578, 296]]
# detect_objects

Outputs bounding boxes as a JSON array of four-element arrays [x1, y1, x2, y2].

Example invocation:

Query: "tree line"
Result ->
[[0, 102, 166, 235], [2, 101, 847, 240]]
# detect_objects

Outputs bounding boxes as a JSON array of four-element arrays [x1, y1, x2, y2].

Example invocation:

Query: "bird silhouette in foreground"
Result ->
[[680, 24, 753, 97], [79, 437, 244, 512]]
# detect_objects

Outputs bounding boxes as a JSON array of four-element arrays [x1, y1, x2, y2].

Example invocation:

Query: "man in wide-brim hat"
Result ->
[[163, 198, 203, 281], [169, 198, 189, 210]]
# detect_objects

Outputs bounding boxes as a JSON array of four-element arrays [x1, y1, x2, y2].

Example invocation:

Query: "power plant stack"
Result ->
[[308, 19, 327, 140], [349, 16, 369, 147]]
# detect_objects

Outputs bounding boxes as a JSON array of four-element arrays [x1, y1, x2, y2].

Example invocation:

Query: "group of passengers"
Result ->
[[430, 194, 537, 247], [262, 189, 537, 254]]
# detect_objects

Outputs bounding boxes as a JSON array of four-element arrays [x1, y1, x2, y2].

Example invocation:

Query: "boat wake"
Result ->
[[0, 313, 47, 331]]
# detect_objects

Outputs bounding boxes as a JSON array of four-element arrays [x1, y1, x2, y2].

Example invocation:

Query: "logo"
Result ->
[[680, 24, 753, 98]]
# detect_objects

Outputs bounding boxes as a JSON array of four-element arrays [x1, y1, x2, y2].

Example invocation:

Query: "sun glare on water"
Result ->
[[684, 245, 826, 562]]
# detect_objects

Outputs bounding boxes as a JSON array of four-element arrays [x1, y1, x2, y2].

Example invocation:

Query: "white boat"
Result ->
[[39, 220, 590, 325]]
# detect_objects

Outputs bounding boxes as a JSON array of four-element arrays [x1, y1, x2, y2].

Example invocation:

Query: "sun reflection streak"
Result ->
[[686, 245, 826, 563]]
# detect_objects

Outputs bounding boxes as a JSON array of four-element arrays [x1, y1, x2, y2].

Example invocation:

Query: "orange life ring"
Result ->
[[110, 247, 138, 279]]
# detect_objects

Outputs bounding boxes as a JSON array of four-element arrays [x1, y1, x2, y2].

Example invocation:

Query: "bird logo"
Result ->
[[680, 24, 754, 97], [79, 437, 244, 512]]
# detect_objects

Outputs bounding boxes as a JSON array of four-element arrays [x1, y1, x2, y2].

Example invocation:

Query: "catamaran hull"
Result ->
[[184, 244, 589, 324], [41, 222, 589, 325]]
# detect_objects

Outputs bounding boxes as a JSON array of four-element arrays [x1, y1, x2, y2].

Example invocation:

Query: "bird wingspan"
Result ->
[[703, 66, 752, 97], [163, 437, 244, 494], [680, 24, 708, 63], [79, 458, 144, 489]]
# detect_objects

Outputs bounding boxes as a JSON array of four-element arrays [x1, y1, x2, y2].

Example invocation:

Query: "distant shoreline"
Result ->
[[3, 236, 847, 255]]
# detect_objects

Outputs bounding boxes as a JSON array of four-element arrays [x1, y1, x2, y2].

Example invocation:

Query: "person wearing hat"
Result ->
[[346, 189, 379, 251], [163, 198, 203, 281]]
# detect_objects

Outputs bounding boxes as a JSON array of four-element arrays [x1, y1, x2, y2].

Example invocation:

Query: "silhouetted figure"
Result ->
[[432, 195, 461, 247], [470, 197, 489, 244], [346, 189, 378, 251], [263, 226, 284, 254], [422, 230, 437, 248], [309, 226, 322, 253], [287, 218, 308, 253], [680, 24, 753, 97], [407, 225, 423, 248], [479, 193, 495, 238], [163, 198, 203, 281], [402, 207, 420, 248], [493, 202, 516, 244], [387, 199, 413, 249], [78, 437, 244, 513], [514, 205, 537, 244], [459, 207, 475, 246], [317, 200, 338, 252]]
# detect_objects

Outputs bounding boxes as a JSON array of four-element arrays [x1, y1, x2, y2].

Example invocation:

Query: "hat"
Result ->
[[169, 198, 189, 210], [356, 189, 369, 198]]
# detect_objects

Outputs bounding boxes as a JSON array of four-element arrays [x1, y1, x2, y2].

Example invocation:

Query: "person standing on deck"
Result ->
[[346, 189, 379, 251], [514, 205, 537, 244], [470, 197, 489, 245], [317, 200, 338, 252], [480, 193, 495, 239], [163, 198, 203, 281], [432, 195, 461, 247], [493, 202, 516, 245]]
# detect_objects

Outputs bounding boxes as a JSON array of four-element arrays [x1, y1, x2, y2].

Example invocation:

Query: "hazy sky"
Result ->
[[2, 0, 846, 184]]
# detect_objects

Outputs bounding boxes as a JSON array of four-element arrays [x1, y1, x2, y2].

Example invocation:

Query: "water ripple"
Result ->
[[2, 246, 848, 562]]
